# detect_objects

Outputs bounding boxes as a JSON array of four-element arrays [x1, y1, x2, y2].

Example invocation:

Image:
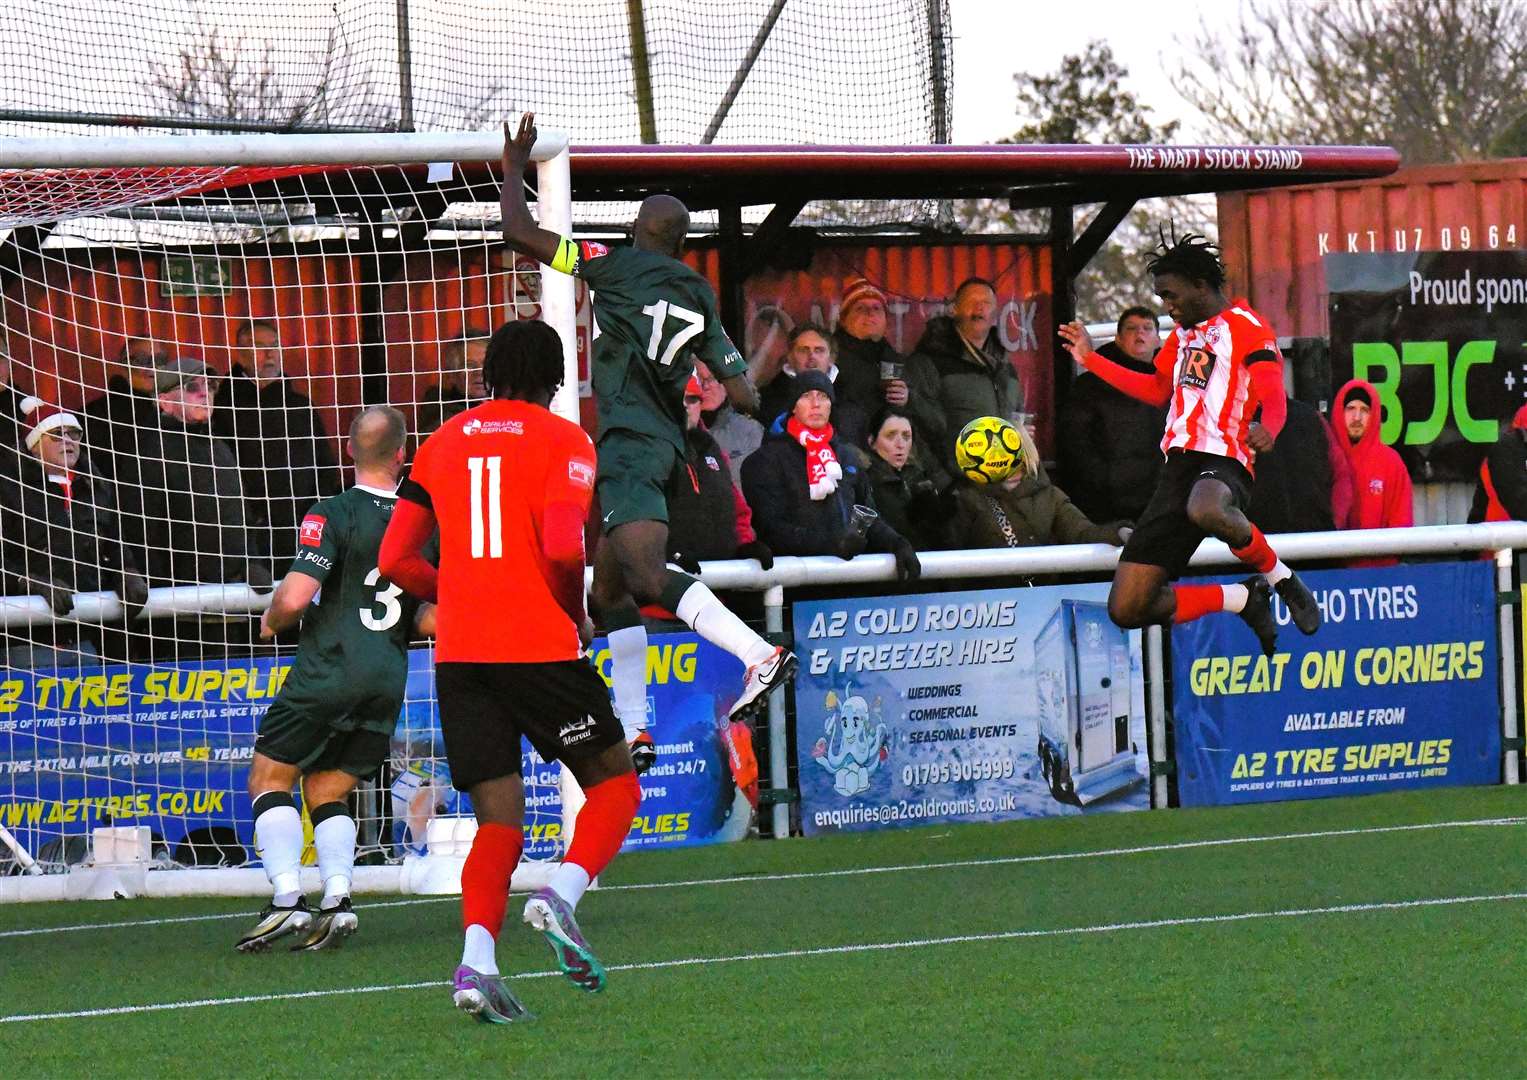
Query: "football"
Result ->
[[954, 415, 1024, 484]]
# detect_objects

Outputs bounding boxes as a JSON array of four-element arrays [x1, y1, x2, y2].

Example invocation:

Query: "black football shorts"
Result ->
[[434, 659, 623, 791], [1119, 449, 1254, 578]]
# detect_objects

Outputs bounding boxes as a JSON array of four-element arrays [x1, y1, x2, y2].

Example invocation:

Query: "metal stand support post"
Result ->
[[764, 584, 790, 838], [1497, 548, 1520, 785], [1146, 624, 1168, 808]]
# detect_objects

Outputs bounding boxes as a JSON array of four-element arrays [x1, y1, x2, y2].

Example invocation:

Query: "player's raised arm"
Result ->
[[1057, 319, 1173, 407], [500, 112, 568, 269]]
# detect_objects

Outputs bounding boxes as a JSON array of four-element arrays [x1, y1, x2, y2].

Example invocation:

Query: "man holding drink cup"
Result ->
[[832, 277, 948, 485]]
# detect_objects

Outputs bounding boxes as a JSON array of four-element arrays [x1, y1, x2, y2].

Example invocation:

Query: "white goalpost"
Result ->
[[0, 129, 581, 902]]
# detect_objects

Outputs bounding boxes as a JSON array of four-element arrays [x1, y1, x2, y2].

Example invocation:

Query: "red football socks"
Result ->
[[565, 772, 641, 880], [461, 822, 523, 936], [1173, 584, 1228, 624], [1231, 525, 1277, 574]]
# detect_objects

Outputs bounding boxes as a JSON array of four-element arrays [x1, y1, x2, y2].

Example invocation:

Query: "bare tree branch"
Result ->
[[1180, 0, 1527, 163]]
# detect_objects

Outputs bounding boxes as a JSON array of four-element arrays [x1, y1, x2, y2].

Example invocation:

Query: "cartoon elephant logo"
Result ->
[[811, 693, 888, 797]]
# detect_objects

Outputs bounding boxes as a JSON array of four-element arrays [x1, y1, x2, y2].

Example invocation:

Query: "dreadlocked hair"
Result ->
[[482, 319, 565, 400], [1145, 228, 1226, 290]]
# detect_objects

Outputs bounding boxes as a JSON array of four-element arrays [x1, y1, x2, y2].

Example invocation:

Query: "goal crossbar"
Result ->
[[0, 130, 569, 169]]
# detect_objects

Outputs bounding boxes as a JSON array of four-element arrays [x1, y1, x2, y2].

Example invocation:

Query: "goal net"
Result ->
[[0, 131, 579, 898]]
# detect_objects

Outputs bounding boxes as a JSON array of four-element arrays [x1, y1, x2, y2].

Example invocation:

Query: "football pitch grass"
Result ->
[[3, 786, 1525, 1077]]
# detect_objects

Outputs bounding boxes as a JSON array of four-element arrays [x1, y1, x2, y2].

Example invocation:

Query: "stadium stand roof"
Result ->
[[554, 143, 1402, 208]]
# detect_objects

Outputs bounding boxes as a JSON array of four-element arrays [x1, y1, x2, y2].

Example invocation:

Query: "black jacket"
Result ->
[[834, 328, 952, 486], [740, 422, 905, 556], [0, 450, 134, 595], [909, 316, 1023, 472], [0, 381, 25, 452], [212, 366, 341, 563], [1248, 396, 1337, 534], [1058, 341, 1167, 521], [83, 378, 161, 481], [1470, 417, 1527, 522], [864, 452, 945, 551], [114, 409, 263, 586], [667, 425, 744, 560]]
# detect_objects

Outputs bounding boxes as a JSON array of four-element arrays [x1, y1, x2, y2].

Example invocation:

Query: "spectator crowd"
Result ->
[[0, 282, 1507, 667]]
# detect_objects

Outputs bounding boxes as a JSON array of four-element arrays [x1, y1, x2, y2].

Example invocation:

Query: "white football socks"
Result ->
[[1221, 583, 1250, 614], [313, 812, 356, 910], [1264, 560, 1293, 586], [607, 623, 650, 740], [673, 580, 776, 668], [254, 800, 304, 907], [461, 923, 498, 975], [547, 863, 592, 910]]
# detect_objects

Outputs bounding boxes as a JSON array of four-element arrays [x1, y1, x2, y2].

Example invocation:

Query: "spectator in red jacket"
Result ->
[[664, 375, 773, 574], [1335, 378, 1412, 566]]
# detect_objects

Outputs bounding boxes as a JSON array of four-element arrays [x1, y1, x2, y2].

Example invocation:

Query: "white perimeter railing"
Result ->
[[3, 522, 1525, 843]]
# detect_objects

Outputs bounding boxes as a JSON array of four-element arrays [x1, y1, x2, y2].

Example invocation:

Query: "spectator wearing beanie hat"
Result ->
[[741, 369, 920, 579], [833, 277, 949, 487], [0, 398, 148, 664]]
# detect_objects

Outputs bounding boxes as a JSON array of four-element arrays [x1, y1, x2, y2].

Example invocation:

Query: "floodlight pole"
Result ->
[[702, 0, 788, 145], [627, 0, 659, 143], [395, 0, 416, 133]]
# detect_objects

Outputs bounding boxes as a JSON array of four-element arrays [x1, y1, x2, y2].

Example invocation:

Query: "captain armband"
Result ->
[[550, 235, 580, 274]]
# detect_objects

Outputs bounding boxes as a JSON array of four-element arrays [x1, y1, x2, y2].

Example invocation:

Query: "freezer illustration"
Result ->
[[1033, 600, 1145, 804]]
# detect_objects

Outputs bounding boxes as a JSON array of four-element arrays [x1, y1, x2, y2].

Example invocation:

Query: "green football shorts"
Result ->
[[595, 429, 679, 534], [254, 699, 394, 779]]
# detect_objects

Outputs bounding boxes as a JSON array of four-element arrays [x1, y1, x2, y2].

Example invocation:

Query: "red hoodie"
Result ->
[[1335, 378, 1412, 565]]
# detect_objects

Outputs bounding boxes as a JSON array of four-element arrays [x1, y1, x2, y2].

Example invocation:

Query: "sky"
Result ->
[[948, 0, 1247, 144]]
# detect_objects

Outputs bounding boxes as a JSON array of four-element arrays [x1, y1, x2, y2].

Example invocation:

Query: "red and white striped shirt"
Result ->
[[1156, 304, 1280, 469]]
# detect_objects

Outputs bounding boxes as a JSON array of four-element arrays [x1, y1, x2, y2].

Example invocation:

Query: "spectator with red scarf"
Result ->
[[740, 370, 919, 580]]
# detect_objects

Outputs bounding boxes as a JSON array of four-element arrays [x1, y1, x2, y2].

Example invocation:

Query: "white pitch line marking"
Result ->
[[4, 890, 1524, 1025], [2, 815, 1520, 940]]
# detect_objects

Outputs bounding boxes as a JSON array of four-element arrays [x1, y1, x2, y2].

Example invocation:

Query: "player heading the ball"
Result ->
[[498, 112, 797, 768]]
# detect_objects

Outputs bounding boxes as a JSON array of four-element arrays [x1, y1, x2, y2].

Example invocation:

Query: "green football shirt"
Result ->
[[568, 241, 747, 448], [278, 484, 422, 729]]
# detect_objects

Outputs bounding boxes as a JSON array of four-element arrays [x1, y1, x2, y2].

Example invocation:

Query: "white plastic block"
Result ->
[[91, 826, 151, 865], [425, 815, 478, 857]]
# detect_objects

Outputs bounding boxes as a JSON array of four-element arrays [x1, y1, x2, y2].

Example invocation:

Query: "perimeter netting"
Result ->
[[0, 1, 949, 143], [0, 150, 575, 882], [0, 0, 953, 228]]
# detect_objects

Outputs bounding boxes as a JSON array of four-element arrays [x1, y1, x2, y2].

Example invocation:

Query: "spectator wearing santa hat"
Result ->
[[833, 277, 949, 487], [0, 399, 148, 666]]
